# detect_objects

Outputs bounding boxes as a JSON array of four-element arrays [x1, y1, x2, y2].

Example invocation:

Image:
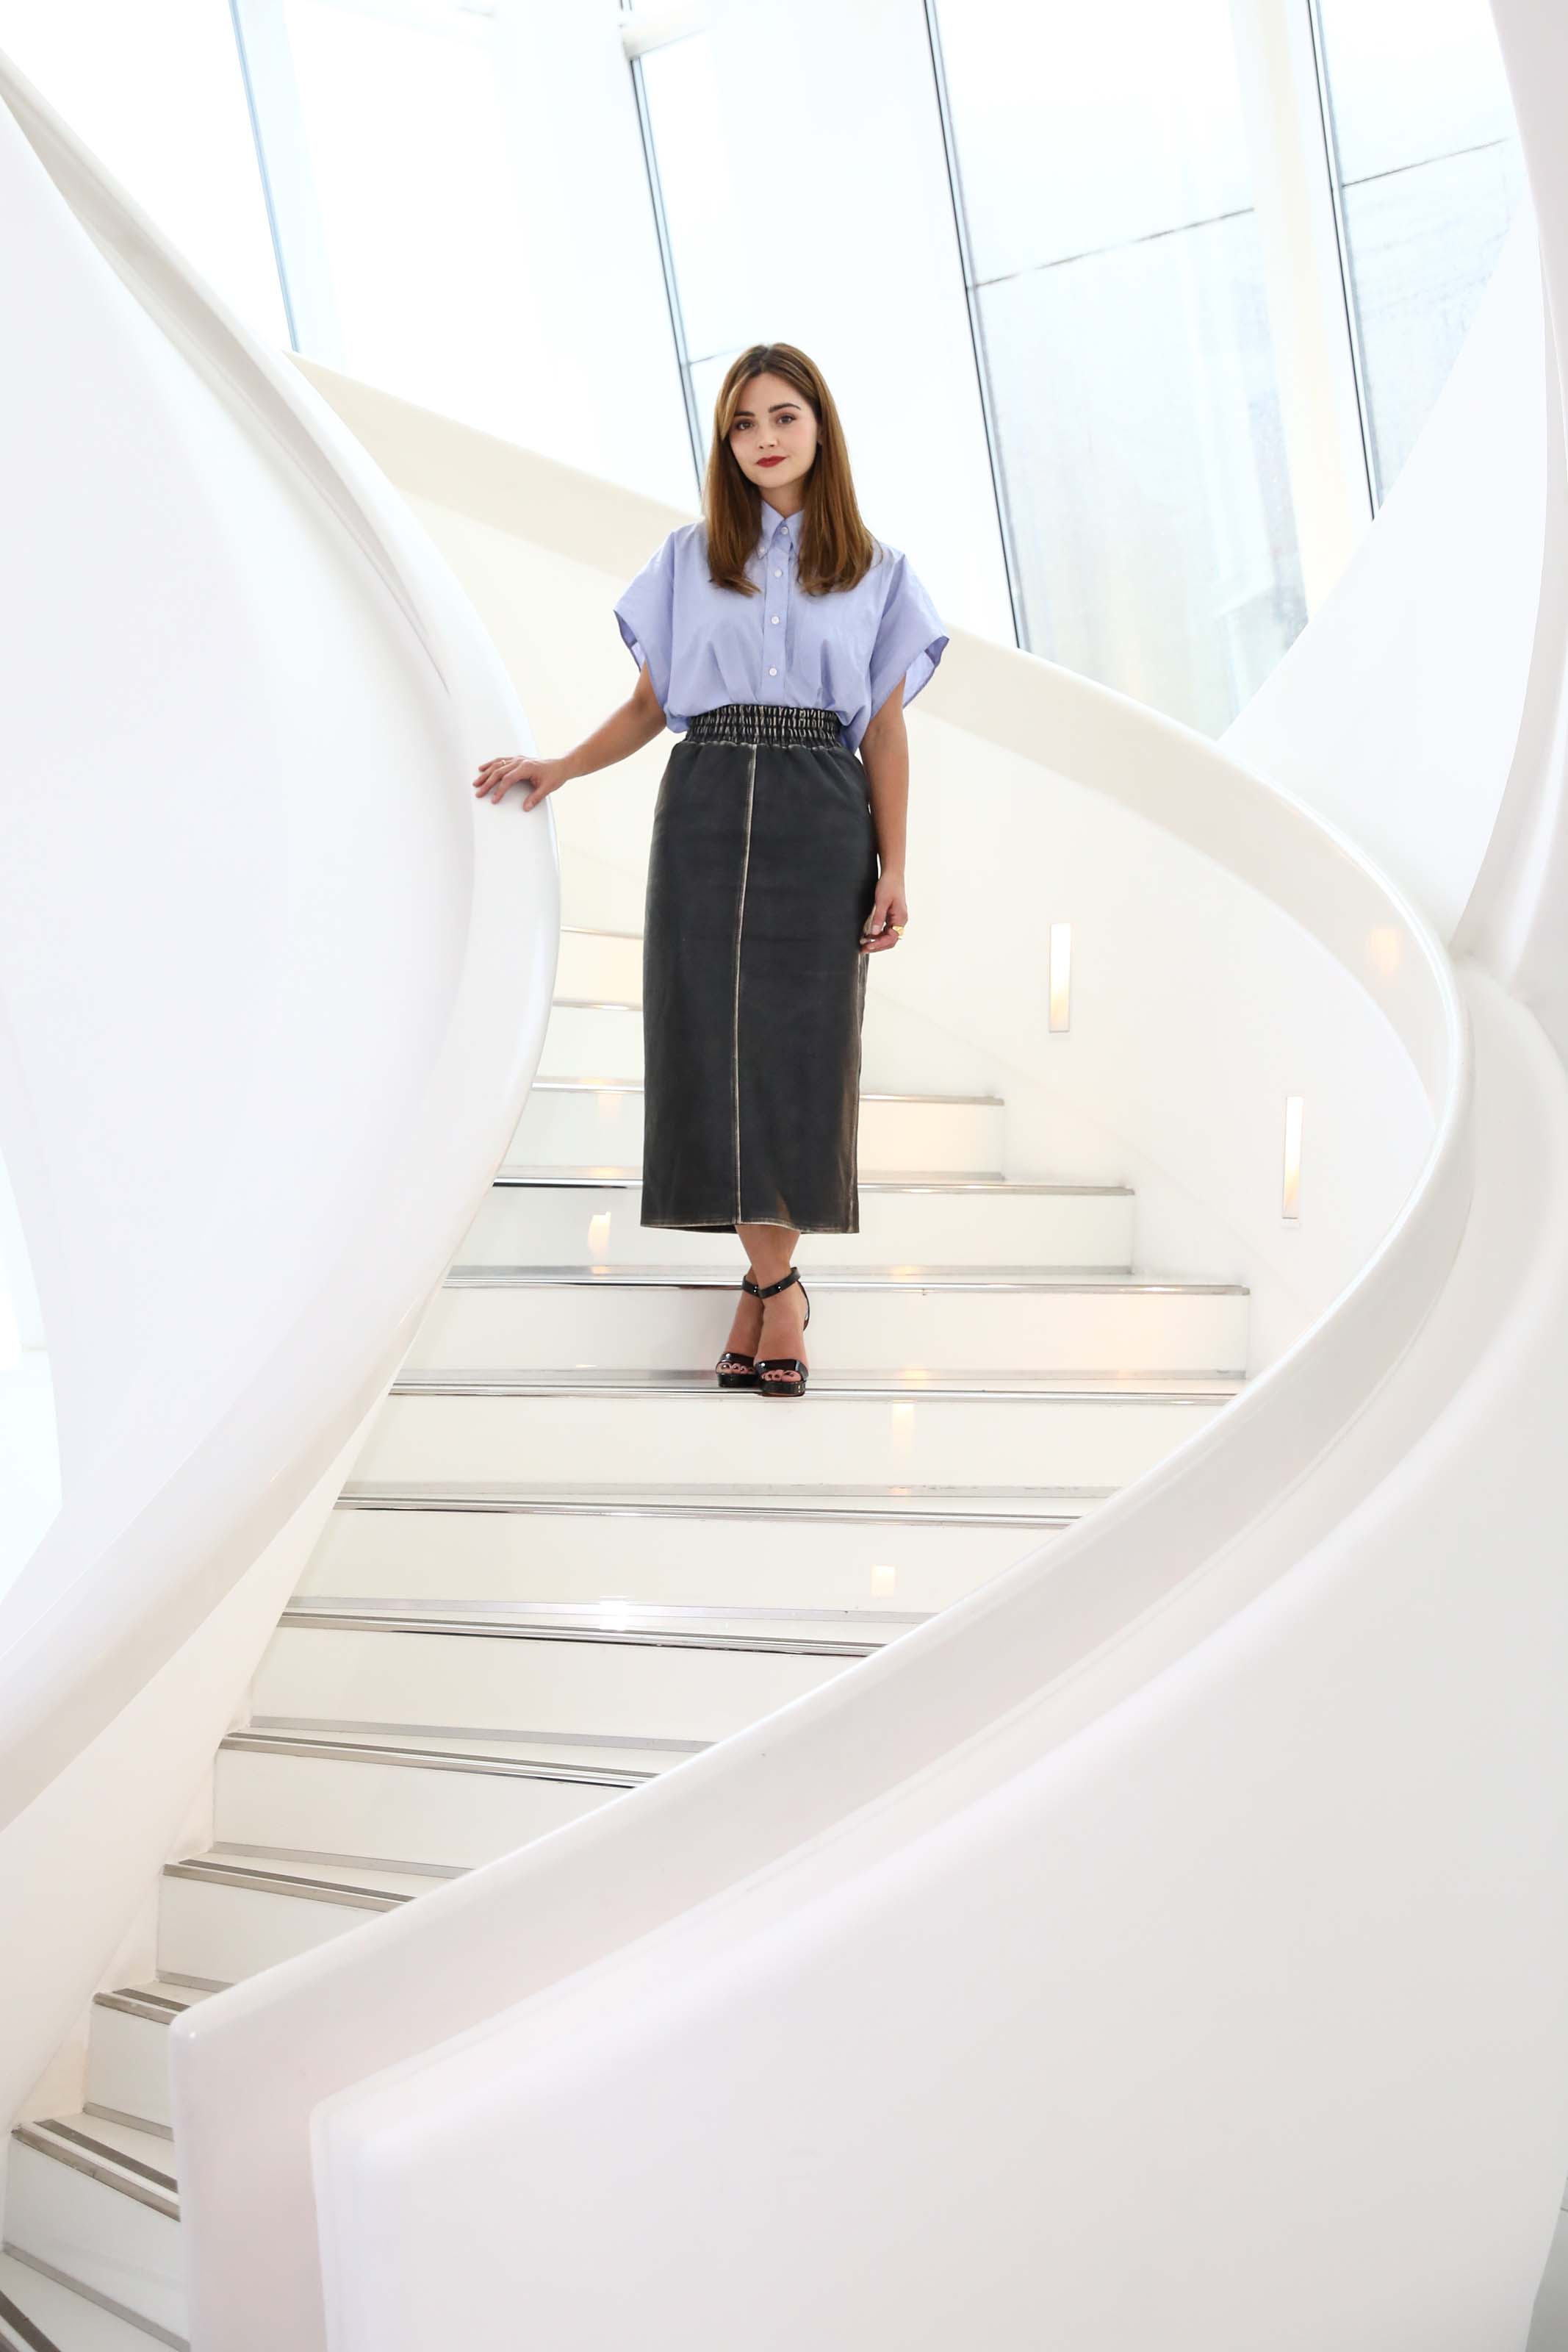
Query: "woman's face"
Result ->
[[727, 373, 819, 499]]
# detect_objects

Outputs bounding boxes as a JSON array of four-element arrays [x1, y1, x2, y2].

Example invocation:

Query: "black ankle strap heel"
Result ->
[[715, 1271, 764, 1388], [753, 1264, 811, 1399]]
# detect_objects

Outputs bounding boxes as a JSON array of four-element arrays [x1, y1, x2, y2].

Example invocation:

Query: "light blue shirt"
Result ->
[[614, 499, 949, 756]]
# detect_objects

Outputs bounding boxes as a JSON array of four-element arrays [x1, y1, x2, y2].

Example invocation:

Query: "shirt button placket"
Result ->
[[766, 518, 788, 683]]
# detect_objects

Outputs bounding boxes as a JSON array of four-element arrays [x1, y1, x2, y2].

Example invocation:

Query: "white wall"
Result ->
[[0, 1138, 57, 1603]]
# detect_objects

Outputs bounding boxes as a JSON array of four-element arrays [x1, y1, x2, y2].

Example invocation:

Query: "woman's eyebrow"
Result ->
[[733, 402, 797, 417]]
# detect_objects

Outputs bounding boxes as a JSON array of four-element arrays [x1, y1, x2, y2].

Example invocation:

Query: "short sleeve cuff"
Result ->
[[614, 608, 671, 715], [868, 628, 949, 723], [866, 552, 949, 723], [613, 531, 677, 719]]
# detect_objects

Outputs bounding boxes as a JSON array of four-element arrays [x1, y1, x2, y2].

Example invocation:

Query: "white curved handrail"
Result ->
[[0, 45, 558, 2110], [170, 387, 1474, 2348]]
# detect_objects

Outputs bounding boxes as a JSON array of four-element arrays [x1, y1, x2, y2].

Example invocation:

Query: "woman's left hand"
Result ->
[[860, 872, 908, 954]]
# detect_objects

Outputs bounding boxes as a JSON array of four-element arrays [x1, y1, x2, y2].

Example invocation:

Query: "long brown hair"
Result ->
[[702, 343, 882, 599]]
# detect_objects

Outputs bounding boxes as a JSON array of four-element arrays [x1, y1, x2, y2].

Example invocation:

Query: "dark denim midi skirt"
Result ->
[[641, 701, 880, 1234]]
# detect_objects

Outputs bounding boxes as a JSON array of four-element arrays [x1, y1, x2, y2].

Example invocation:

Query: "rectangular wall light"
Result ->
[[1049, 922, 1072, 1032], [1282, 1094, 1303, 1219]]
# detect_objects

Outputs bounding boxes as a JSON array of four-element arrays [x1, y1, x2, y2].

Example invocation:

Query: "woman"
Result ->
[[472, 342, 948, 1398]]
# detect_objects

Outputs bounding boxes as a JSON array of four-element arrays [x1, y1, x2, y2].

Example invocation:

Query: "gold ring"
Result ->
[[891, 922, 906, 935]]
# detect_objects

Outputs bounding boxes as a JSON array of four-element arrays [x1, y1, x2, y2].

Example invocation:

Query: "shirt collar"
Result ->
[[755, 498, 804, 555]]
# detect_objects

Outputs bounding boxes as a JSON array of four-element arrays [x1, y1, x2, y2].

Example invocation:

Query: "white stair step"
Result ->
[[540, 997, 957, 1097], [0, 2255, 176, 2352], [538, 1000, 642, 1078], [212, 1727, 638, 1873], [555, 926, 641, 1003], [84, 1987, 212, 2142], [414, 1266, 1248, 1376], [508, 1082, 1004, 1177], [0, 2251, 170, 2351], [250, 1605, 880, 1749], [5, 2119, 181, 2345], [303, 1481, 1098, 1612], [353, 1371, 1237, 1491], [464, 1172, 1133, 1272], [155, 1852, 435, 1985]]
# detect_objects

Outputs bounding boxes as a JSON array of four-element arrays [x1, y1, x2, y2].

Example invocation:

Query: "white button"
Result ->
[[771, 614, 780, 624], [773, 567, 782, 577], [769, 665, 778, 676]]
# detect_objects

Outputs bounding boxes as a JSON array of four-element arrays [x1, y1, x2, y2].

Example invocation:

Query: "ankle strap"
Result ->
[[747, 1265, 799, 1300]]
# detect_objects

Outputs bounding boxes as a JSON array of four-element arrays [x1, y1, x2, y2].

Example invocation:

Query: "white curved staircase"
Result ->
[[6, 20, 1568, 2352], [1, 913, 1251, 2346]]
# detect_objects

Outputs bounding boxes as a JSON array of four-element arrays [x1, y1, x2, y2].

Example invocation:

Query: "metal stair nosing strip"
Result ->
[[274, 1605, 882, 1660], [217, 1729, 651, 1789], [330, 1485, 1106, 1527], [489, 1169, 1134, 1196], [249, 1718, 707, 1754], [528, 1078, 1007, 1108], [440, 1265, 1248, 1295], [92, 1987, 201, 2029], [0, 2283, 60, 2352], [10, 2121, 178, 2223], [287, 1596, 926, 1629], [0, 2256, 187, 2352], [387, 1369, 1242, 1402], [160, 1857, 413, 1913], [206, 1845, 465, 1884]]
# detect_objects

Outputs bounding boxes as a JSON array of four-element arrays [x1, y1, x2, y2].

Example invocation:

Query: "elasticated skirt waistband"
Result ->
[[685, 702, 845, 747]]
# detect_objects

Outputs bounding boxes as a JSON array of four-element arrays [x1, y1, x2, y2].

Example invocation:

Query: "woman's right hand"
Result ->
[[472, 754, 568, 811]]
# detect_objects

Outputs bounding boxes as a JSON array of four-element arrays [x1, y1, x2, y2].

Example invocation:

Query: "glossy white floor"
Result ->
[[1, 925, 1256, 2350]]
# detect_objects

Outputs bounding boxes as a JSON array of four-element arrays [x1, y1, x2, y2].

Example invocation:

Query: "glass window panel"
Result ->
[[981, 212, 1306, 736], [1341, 139, 1525, 495], [0, 0, 286, 343], [1315, 0, 1519, 183], [687, 349, 743, 458], [935, 0, 1305, 733], [1315, 0, 1524, 503], [936, 0, 1255, 279], [281, 0, 533, 436], [636, 34, 747, 368]]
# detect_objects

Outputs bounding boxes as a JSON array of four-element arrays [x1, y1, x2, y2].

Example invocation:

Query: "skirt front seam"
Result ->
[[731, 739, 758, 1222]]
